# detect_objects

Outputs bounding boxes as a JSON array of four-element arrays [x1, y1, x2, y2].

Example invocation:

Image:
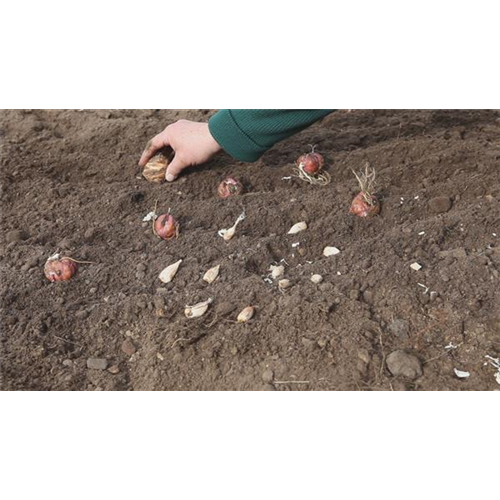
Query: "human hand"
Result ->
[[138, 120, 222, 182]]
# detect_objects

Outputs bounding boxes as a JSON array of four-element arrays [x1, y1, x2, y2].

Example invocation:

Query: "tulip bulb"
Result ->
[[143, 152, 170, 183], [44, 253, 78, 282], [350, 164, 380, 218], [297, 146, 325, 175], [218, 176, 243, 199], [154, 213, 179, 240]]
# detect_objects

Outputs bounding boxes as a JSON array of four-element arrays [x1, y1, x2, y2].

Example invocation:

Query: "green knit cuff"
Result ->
[[209, 110, 267, 162]]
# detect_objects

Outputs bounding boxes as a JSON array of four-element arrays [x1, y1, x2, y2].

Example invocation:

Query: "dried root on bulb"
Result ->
[[350, 163, 380, 218]]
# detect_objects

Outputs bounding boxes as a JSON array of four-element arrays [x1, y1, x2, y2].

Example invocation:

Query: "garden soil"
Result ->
[[1, 109, 500, 391]]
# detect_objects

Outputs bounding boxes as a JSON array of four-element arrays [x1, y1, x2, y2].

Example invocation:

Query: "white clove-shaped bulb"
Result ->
[[159, 259, 182, 283], [185, 298, 212, 318], [323, 246, 340, 257], [203, 265, 220, 284], [237, 306, 255, 323], [218, 212, 245, 241], [288, 221, 307, 235]]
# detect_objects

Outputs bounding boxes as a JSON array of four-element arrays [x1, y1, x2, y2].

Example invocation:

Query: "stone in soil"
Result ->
[[439, 248, 467, 259], [86, 358, 108, 370], [121, 339, 137, 356], [388, 319, 410, 340], [153, 296, 166, 310], [357, 349, 371, 364], [262, 369, 274, 383], [428, 196, 453, 214], [386, 350, 422, 380]]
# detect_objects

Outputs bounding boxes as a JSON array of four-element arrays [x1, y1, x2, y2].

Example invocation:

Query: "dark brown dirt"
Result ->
[[2, 109, 500, 391]]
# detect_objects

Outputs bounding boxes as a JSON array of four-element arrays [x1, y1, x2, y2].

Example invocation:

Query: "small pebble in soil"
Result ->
[[317, 338, 328, 349], [86, 358, 108, 370], [388, 319, 410, 340], [357, 349, 371, 364], [75, 309, 89, 319], [428, 196, 453, 214], [419, 293, 430, 305], [108, 365, 120, 374], [362, 290, 374, 304], [262, 369, 274, 383], [301, 337, 316, 350], [386, 351, 422, 380], [310, 274, 323, 284], [121, 339, 137, 356], [153, 296, 166, 310], [439, 248, 467, 259], [83, 227, 97, 241], [319, 282, 333, 293]]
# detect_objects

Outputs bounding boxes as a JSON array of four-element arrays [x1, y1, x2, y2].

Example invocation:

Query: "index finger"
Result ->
[[138, 132, 170, 167]]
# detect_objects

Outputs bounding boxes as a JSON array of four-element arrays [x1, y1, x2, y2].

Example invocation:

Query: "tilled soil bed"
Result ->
[[1, 109, 500, 391]]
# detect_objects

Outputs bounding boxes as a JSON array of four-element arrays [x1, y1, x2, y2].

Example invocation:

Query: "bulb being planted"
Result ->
[[142, 151, 171, 183], [218, 176, 243, 199], [350, 163, 380, 218]]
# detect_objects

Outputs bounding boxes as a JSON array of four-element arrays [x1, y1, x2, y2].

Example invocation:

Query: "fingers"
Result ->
[[165, 154, 187, 182], [138, 132, 169, 168]]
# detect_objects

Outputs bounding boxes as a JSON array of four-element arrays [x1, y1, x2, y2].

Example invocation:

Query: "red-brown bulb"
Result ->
[[218, 177, 243, 199], [44, 256, 78, 282], [350, 192, 381, 218], [154, 214, 178, 240]]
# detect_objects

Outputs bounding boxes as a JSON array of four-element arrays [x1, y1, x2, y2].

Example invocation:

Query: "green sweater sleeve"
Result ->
[[208, 109, 334, 162]]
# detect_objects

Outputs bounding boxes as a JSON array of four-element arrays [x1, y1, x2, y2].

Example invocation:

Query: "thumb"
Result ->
[[165, 154, 187, 182]]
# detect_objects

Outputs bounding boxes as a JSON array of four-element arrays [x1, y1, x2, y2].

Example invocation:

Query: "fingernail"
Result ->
[[166, 174, 175, 182]]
